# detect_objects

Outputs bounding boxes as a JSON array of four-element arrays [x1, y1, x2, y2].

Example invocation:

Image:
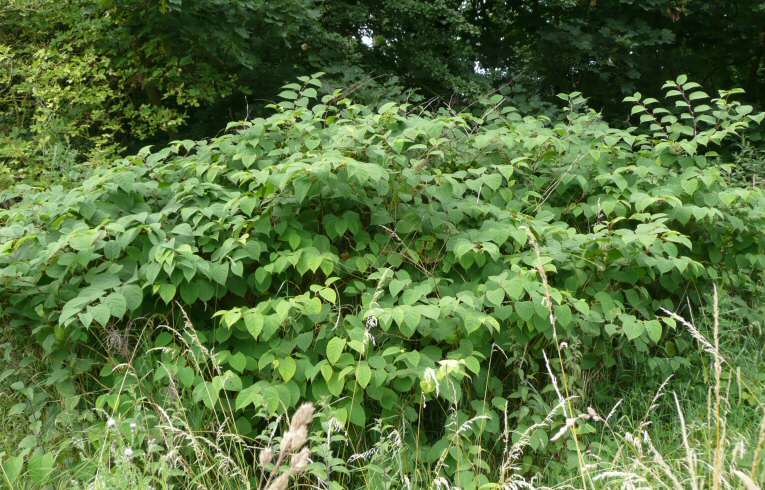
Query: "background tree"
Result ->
[[2, 0, 764, 186]]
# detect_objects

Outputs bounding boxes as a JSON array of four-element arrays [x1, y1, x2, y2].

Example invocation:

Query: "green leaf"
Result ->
[[348, 399, 366, 427], [555, 304, 573, 327], [177, 366, 195, 387], [295, 331, 313, 351], [462, 309, 483, 334], [485, 288, 505, 306], [277, 357, 297, 382], [327, 373, 345, 396], [193, 381, 220, 409], [464, 356, 480, 375], [143, 262, 162, 283], [508, 226, 528, 247], [235, 385, 264, 411], [318, 287, 337, 304], [27, 452, 55, 485], [210, 262, 229, 286], [1, 454, 23, 484], [103, 292, 127, 320], [688, 91, 709, 101], [622, 316, 644, 341], [356, 363, 372, 388], [121, 285, 143, 311], [180, 282, 199, 303], [400, 307, 421, 337], [229, 352, 247, 373], [320, 363, 333, 382], [326, 337, 346, 365], [515, 301, 534, 322], [286, 230, 301, 250], [389, 278, 409, 297], [90, 303, 111, 327], [681, 178, 698, 195], [60, 296, 90, 324], [303, 296, 322, 315], [243, 309, 264, 339], [278, 90, 298, 100], [417, 304, 440, 320], [159, 283, 176, 304], [230, 260, 243, 277], [68, 229, 98, 251], [217, 371, 242, 391], [452, 239, 473, 258], [645, 320, 662, 343]]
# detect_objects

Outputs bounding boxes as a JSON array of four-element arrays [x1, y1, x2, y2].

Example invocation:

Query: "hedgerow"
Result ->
[[1, 75, 763, 483]]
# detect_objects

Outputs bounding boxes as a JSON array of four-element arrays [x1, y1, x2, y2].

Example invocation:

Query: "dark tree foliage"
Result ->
[[1, 0, 764, 184], [515, 0, 765, 115]]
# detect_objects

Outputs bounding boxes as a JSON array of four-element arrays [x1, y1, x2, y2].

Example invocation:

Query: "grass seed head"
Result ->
[[259, 447, 273, 466]]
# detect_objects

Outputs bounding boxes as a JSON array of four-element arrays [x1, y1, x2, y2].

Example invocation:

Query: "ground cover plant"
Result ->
[[1, 74, 764, 489]]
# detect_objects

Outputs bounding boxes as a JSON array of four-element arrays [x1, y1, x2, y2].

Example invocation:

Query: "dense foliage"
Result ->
[[0, 0, 376, 184], [3, 0, 764, 188], [1, 74, 763, 486]]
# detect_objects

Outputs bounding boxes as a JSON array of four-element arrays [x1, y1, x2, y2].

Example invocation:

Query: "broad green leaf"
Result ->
[[389, 278, 409, 297], [622, 316, 644, 341], [121, 285, 143, 311], [236, 385, 264, 411], [645, 320, 662, 343], [243, 309, 264, 339], [103, 293, 127, 320], [90, 303, 111, 327], [303, 296, 322, 315], [356, 363, 372, 388], [68, 229, 98, 251], [27, 452, 55, 485], [1, 454, 23, 484], [229, 352, 247, 373], [277, 357, 297, 382], [158, 283, 176, 304], [327, 373, 345, 396], [318, 287, 336, 304], [485, 288, 505, 306], [60, 296, 90, 324], [177, 366, 195, 387], [193, 381, 220, 409], [515, 301, 534, 322], [400, 307, 421, 337], [326, 337, 346, 365], [210, 262, 229, 286]]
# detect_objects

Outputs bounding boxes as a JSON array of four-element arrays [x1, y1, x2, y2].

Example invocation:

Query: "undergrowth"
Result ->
[[2, 289, 763, 488], [1, 74, 764, 488]]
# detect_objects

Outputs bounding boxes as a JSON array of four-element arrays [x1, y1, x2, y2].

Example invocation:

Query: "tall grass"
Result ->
[[1, 289, 763, 489], [588, 286, 764, 490]]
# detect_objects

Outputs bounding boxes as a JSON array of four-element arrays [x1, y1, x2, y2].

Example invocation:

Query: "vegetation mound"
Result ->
[[1, 75, 764, 485]]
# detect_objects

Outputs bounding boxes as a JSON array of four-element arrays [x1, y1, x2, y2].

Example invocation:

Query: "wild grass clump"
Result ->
[[585, 288, 765, 490], [1, 286, 764, 489]]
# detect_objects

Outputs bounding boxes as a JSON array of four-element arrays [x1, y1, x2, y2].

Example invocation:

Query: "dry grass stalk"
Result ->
[[712, 285, 724, 490], [525, 227, 589, 489], [643, 431, 683, 490], [751, 410, 765, 481], [261, 402, 315, 489], [673, 391, 699, 490], [658, 306, 724, 366], [733, 469, 761, 490]]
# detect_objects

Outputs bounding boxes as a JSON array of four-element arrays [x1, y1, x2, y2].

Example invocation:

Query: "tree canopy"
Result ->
[[2, 0, 763, 185]]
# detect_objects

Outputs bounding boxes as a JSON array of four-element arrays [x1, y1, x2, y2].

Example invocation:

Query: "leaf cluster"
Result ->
[[1, 76, 764, 480]]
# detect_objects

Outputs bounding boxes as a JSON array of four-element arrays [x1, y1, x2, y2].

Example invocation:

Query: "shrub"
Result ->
[[0, 75, 763, 483]]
